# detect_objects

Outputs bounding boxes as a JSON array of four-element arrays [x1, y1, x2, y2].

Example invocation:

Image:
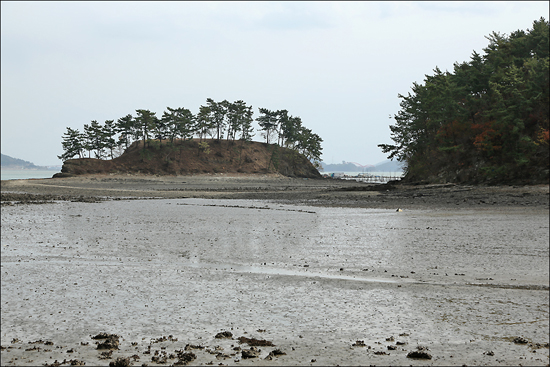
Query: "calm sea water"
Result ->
[[1, 169, 60, 181]]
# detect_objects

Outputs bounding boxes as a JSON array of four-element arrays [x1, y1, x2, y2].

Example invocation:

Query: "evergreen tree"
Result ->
[[102, 120, 118, 159], [116, 114, 135, 150], [206, 98, 228, 140], [84, 120, 106, 159], [379, 18, 549, 182], [256, 108, 278, 144], [58, 127, 84, 161], [195, 105, 214, 141], [134, 109, 157, 148]]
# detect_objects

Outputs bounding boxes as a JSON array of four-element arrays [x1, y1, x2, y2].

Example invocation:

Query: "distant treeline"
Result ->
[[379, 18, 549, 183], [59, 98, 323, 166]]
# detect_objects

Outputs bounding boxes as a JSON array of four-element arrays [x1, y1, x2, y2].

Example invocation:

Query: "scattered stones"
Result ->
[[529, 342, 550, 349], [385, 336, 395, 342], [99, 350, 113, 359], [387, 345, 397, 350], [44, 359, 86, 366], [484, 350, 495, 356], [151, 350, 168, 364], [513, 336, 529, 344], [373, 351, 388, 355], [352, 340, 366, 347], [150, 335, 177, 343], [174, 350, 197, 365]]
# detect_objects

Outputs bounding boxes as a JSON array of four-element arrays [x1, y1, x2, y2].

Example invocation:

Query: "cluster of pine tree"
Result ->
[[58, 98, 323, 165], [379, 18, 549, 183]]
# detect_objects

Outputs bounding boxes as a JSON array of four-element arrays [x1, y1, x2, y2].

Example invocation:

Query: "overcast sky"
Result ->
[[1, 1, 548, 167]]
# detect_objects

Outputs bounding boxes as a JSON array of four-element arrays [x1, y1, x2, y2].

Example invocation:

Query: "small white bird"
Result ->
[[396, 208, 403, 212]]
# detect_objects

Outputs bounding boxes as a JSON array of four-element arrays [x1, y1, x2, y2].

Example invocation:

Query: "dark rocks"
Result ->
[[214, 331, 233, 339], [407, 346, 432, 359], [265, 349, 286, 360], [109, 357, 132, 367], [174, 351, 196, 365], [52, 172, 75, 178], [237, 336, 274, 347], [93, 333, 120, 350], [513, 336, 529, 344], [184, 344, 205, 350], [241, 346, 261, 359]]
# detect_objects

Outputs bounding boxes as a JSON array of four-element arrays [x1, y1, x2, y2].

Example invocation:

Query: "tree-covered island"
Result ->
[[57, 99, 323, 177], [379, 18, 549, 184]]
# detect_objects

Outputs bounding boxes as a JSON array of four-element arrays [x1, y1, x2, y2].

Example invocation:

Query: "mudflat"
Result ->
[[1, 174, 549, 366], [2, 173, 549, 209]]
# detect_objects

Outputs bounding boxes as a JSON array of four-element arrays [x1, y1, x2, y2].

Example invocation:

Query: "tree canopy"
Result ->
[[379, 18, 549, 183], [59, 98, 323, 167]]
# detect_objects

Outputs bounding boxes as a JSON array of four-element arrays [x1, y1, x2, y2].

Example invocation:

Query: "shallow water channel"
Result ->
[[1, 198, 548, 365]]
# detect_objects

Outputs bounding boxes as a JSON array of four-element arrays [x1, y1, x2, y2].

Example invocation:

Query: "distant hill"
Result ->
[[1, 154, 42, 169], [373, 160, 404, 172], [321, 160, 403, 172]]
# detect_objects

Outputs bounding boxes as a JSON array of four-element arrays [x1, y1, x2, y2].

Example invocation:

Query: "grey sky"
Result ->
[[1, 1, 548, 167]]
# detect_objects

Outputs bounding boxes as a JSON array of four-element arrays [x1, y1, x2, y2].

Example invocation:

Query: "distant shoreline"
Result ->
[[1, 173, 548, 209]]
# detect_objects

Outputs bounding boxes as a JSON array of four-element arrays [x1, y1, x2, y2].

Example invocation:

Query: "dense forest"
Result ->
[[58, 98, 323, 168], [379, 18, 549, 183]]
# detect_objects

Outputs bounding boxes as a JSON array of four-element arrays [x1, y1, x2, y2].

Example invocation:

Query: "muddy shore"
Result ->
[[1, 173, 548, 209], [1, 174, 549, 366]]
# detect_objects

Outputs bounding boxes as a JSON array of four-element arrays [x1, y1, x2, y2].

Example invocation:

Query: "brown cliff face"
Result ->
[[56, 139, 321, 178]]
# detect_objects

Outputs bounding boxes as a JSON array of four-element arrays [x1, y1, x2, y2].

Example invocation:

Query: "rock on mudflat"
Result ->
[[92, 333, 120, 350], [513, 336, 529, 344], [407, 346, 432, 359], [214, 331, 233, 339], [242, 346, 261, 359]]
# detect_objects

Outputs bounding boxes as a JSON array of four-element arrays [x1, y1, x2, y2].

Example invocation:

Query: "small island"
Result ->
[[56, 138, 321, 179], [56, 100, 323, 179]]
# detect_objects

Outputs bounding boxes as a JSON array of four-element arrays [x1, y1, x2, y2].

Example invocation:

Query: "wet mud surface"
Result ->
[[1, 193, 549, 366], [2, 174, 549, 210]]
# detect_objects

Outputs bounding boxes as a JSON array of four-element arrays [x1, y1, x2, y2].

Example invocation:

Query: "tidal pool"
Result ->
[[1, 198, 548, 366]]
